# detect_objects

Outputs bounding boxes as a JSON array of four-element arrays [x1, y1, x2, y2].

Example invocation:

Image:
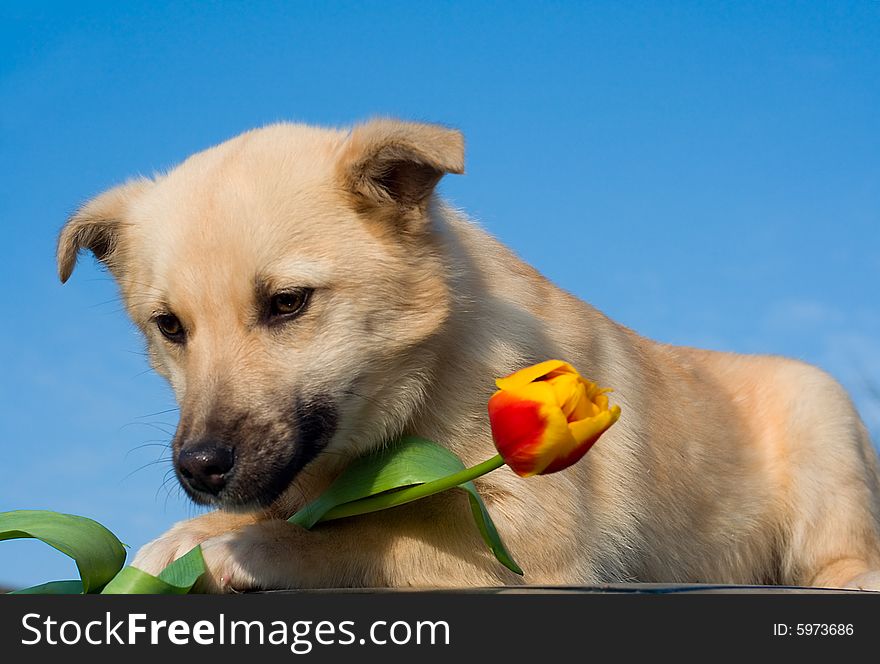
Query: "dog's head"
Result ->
[[57, 119, 464, 509]]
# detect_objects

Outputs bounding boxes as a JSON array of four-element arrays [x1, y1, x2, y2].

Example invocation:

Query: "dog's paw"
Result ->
[[132, 511, 262, 580], [132, 520, 217, 577], [133, 518, 309, 593], [195, 530, 266, 593], [844, 571, 880, 592], [195, 521, 303, 593]]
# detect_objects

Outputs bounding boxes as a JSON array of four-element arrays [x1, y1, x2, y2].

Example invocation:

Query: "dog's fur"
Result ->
[[58, 119, 880, 591]]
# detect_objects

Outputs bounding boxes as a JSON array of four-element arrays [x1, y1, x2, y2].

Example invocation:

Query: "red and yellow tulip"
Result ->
[[488, 360, 621, 477]]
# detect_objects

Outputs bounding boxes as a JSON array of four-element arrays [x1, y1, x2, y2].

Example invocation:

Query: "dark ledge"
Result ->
[[257, 583, 870, 594]]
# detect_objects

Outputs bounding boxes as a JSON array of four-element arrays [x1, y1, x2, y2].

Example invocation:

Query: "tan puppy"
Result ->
[[58, 119, 880, 591]]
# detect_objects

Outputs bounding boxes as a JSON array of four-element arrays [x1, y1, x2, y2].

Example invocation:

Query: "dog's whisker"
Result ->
[[341, 388, 401, 418], [125, 440, 172, 459], [121, 456, 174, 483], [120, 421, 177, 436], [136, 407, 180, 419], [157, 469, 182, 507], [108, 276, 167, 294], [87, 297, 127, 309]]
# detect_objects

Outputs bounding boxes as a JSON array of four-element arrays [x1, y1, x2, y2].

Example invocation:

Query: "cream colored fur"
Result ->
[[58, 119, 880, 591]]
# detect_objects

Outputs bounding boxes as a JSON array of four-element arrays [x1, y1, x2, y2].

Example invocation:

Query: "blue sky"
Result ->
[[1, 1, 878, 588]]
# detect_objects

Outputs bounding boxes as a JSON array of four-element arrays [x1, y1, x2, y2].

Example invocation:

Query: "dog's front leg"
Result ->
[[193, 493, 526, 592], [132, 510, 264, 576]]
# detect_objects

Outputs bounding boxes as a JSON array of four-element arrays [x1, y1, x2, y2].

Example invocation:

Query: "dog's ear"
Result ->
[[57, 178, 151, 283], [338, 119, 464, 214]]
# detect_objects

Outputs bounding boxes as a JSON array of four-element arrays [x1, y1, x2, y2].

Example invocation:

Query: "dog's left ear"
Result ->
[[338, 118, 464, 215], [57, 178, 151, 283]]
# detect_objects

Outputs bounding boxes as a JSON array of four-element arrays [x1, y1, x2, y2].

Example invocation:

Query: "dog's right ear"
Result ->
[[337, 118, 464, 216], [57, 178, 151, 283]]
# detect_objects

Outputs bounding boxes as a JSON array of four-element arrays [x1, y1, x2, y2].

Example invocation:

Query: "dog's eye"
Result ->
[[268, 288, 312, 321], [155, 314, 185, 342]]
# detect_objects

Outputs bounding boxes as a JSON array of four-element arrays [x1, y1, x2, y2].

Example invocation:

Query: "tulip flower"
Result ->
[[488, 360, 621, 476]]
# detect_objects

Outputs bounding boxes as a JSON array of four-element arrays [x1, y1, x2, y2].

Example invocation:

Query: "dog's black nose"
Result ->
[[177, 442, 235, 495]]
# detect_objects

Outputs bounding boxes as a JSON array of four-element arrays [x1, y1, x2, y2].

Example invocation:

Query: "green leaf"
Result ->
[[290, 436, 466, 528], [101, 545, 206, 594], [460, 482, 524, 575], [10, 580, 84, 595], [290, 436, 523, 574], [0, 510, 126, 593]]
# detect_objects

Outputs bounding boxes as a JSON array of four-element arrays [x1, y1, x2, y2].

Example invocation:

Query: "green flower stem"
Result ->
[[316, 454, 506, 523]]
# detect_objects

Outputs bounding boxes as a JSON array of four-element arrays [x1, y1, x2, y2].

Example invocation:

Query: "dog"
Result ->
[[57, 119, 880, 591]]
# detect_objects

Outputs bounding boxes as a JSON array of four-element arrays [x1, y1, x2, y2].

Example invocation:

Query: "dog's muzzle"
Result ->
[[173, 395, 339, 509]]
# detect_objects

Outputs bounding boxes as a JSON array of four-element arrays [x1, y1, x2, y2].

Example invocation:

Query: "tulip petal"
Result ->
[[568, 405, 621, 443], [547, 374, 591, 419], [570, 408, 619, 446], [514, 403, 580, 476], [536, 406, 620, 474], [495, 360, 576, 391], [488, 392, 550, 477]]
